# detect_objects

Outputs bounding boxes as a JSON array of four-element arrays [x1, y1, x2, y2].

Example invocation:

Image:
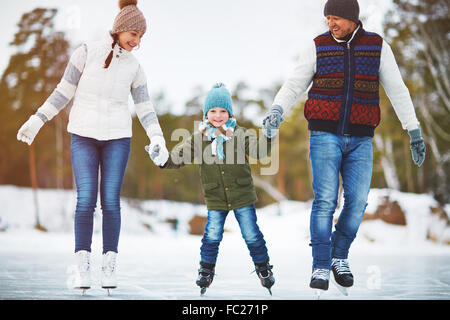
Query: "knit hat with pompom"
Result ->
[[112, 0, 147, 35], [203, 83, 233, 120]]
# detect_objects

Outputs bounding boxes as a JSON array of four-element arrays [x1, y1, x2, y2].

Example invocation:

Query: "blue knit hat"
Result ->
[[203, 83, 233, 120]]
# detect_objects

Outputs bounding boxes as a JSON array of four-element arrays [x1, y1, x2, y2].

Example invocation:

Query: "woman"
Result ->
[[16, 0, 169, 294]]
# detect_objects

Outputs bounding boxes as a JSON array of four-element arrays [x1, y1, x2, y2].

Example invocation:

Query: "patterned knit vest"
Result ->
[[304, 27, 383, 137]]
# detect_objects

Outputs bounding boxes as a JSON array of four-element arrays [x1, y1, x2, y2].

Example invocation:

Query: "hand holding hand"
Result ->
[[262, 105, 284, 138], [145, 144, 160, 161], [145, 135, 169, 166]]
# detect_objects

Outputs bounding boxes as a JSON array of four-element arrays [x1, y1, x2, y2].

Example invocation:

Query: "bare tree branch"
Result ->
[[417, 100, 450, 141], [421, 48, 450, 112], [374, 135, 400, 190], [252, 175, 287, 202], [416, 23, 450, 93]]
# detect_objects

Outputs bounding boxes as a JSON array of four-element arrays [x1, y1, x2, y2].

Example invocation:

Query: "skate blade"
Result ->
[[102, 287, 117, 296], [75, 287, 90, 296], [313, 289, 326, 299], [331, 278, 349, 296], [200, 287, 207, 296], [79, 288, 89, 296]]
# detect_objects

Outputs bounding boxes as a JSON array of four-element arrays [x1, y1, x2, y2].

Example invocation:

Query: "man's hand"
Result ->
[[408, 128, 426, 167], [262, 105, 284, 138]]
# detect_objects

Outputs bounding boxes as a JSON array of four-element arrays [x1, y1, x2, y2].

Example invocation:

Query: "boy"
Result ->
[[150, 83, 276, 295]]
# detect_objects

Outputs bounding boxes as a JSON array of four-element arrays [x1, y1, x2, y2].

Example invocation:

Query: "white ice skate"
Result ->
[[101, 251, 118, 295], [73, 250, 91, 295]]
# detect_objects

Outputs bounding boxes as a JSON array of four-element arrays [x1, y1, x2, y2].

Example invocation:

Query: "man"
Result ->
[[262, 0, 426, 293]]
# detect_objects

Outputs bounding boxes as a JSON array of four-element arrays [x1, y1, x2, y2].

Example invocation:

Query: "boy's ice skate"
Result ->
[[310, 268, 330, 299], [74, 250, 91, 295], [254, 260, 275, 295], [331, 258, 353, 296], [196, 262, 215, 296], [101, 251, 118, 295]]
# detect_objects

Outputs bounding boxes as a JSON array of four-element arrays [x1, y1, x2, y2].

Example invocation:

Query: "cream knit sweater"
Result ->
[[273, 32, 420, 131]]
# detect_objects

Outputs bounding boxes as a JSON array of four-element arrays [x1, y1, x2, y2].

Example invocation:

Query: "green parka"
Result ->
[[162, 126, 273, 210]]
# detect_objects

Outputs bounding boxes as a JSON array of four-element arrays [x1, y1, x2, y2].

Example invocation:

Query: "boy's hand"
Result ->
[[146, 136, 169, 166], [17, 115, 45, 145], [262, 105, 284, 138]]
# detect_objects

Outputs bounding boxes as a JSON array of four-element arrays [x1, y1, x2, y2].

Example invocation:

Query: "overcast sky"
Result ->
[[1, 0, 393, 118]]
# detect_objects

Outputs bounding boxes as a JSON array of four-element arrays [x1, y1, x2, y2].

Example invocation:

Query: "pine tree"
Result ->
[[0, 8, 70, 229]]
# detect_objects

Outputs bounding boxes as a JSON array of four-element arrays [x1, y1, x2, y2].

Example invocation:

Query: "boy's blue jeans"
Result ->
[[309, 131, 373, 269], [71, 134, 130, 254], [200, 204, 269, 265]]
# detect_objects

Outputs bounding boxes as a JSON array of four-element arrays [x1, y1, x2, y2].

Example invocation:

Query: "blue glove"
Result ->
[[408, 128, 426, 167], [262, 105, 284, 138]]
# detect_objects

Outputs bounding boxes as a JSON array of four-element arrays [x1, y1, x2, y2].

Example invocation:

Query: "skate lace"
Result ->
[[77, 252, 90, 273], [103, 253, 117, 275], [332, 259, 351, 275], [251, 263, 273, 278], [198, 267, 215, 278], [312, 268, 329, 280]]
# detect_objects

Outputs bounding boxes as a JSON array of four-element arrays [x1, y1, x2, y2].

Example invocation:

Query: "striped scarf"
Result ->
[[199, 117, 237, 160]]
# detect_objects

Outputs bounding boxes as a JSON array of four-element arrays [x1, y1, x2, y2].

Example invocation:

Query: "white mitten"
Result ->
[[17, 115, 45, 145], [146, 135, 169, 166]]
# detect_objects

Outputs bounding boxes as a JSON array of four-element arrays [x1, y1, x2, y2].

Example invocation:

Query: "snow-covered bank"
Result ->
[[0, 185, 449, 253]]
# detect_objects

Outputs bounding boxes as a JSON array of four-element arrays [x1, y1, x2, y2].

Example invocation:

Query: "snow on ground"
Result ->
[[0, 185, 449, 300]]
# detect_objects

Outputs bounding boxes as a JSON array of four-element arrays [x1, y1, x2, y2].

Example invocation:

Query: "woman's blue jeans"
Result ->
[[309, 131, 373, 269], [200, 204, 269, 265], [71, 134, 130, 254]]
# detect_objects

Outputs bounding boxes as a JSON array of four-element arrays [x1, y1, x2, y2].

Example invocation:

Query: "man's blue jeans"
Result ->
[[200, 204, 269, 265], [309, 131, 373, 269], [71, 134, 130, 254]]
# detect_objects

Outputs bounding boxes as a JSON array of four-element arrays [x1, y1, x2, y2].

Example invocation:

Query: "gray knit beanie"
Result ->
[[324, 0, 360, 24]]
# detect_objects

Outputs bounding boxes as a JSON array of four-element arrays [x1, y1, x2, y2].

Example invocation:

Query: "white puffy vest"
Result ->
[[67, 36, 139, 140]]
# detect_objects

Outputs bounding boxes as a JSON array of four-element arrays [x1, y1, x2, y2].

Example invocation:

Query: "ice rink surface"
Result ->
[[0, 231, 449, 300]]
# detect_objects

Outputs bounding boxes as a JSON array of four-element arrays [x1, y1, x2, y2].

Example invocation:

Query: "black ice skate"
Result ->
[[196, 262, 215, 296], [310, 268, 330, 299], [254, 260, 275, 296], [331, 258, 353, 296]]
